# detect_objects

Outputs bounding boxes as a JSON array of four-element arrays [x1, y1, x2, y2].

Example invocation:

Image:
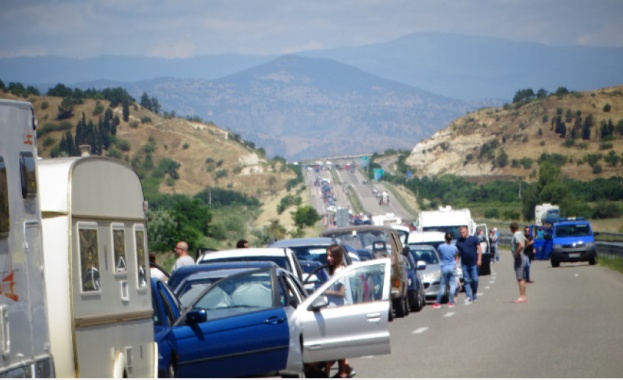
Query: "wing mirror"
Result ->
[[401, 246, 410, 256], [416, 260, 427, 270], [309, 295, 330, 311], [186, 309, 207, 324]]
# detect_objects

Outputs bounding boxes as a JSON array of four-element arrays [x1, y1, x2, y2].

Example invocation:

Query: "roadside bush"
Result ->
[[502, 210, 520, 220], [484, 208, 500, 218]]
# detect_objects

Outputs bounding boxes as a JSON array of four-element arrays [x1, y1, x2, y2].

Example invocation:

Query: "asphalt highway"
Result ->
[[348, 257, 623, 377]]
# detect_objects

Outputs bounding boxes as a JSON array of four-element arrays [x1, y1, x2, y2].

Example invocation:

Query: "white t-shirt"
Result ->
[[172, 255, 195, 272]]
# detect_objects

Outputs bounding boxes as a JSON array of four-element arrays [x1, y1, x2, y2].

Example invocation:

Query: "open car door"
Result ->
[[294, 258, 391, 363]]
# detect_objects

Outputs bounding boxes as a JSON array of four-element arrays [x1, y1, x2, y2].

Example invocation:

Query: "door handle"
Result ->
[[366, 312, 381, 323], [265, 316, 285, 325]]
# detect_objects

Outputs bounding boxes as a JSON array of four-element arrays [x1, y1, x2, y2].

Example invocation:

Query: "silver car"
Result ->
[[407, 244, 446, 301]]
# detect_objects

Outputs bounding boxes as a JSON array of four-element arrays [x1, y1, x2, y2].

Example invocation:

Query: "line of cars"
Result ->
[[151, 245, 393, 377], [150, 222, 476, 377]]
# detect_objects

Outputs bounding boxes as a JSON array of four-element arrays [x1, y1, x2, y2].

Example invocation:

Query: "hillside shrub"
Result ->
[[484, 208, 500, 218]]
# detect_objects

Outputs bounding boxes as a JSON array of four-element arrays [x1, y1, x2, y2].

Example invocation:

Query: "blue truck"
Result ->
[[531, 217, 599, 267]]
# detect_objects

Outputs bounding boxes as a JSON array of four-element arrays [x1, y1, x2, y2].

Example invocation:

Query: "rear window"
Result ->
[[200, 256, 291, 273]]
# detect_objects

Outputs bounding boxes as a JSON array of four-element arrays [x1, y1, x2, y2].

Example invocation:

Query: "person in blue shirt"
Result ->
[[455, 225, 482, 303], [432, 232, 459, 309]]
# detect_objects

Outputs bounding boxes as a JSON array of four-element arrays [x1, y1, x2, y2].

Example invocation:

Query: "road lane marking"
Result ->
[[412, 327, 428, 334], [444, 312, 455, 317], [489, 280, 495, 284], [484, 286, 490, 289]]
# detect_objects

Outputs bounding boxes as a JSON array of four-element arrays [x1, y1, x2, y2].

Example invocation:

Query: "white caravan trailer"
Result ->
[[0, 99, 55, 377], [38, 155, 157, 378]]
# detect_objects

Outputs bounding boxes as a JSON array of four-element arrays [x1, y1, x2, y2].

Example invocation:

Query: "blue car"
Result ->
[[151, 261, 393, 377]]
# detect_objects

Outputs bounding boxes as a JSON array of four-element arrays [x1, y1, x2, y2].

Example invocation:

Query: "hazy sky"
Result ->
[[1, 0, 622, 59]]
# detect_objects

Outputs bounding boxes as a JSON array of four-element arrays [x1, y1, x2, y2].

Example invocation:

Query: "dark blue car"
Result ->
[[405, 251, 426, 312]]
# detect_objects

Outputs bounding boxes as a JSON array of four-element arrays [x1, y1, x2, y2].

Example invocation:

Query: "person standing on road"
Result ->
[[523, 226, 535, 283], [456, 225, 482, 304], [323, 244, 355, 378], [172, 241, 194, 273], [510, 222, 528, 303], [433, 232, 459, 309], [490, 228, 499, 263]]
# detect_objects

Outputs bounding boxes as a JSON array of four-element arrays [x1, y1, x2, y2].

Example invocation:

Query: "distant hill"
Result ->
[[300, 32, 623, 101], [2, 33, 622, 103], [71, 55, 473, 161], [405, 85, 623, 182], [0, 92, 296, 198]]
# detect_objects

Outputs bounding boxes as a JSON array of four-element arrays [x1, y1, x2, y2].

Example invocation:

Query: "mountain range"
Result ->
[[2, 32, 622, 160]]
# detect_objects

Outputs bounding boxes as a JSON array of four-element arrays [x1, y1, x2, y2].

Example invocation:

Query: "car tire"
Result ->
[[411, 290, 423, 312], [551, 259, 560, 268], [408, 290, 417, 312], [589, 257, 597, 265], [394, 297, 407, 318]]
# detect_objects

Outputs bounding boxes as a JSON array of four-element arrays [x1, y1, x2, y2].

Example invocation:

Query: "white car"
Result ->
[[196, 247, 310, 290]]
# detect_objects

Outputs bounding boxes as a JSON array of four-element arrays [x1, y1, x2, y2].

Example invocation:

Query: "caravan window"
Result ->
[[19, 152, 37, 199], [134, 226, 148, 289], [0, 157, 8, 239], [112, 225, 127, 274], [78, 225, 101, 293]]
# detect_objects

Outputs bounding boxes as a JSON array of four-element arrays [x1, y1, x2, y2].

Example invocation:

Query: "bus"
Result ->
[[0, 99, 55, 377]]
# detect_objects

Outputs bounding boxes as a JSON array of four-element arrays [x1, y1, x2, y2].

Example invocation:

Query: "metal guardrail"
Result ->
[[497, 233, 623, 258]]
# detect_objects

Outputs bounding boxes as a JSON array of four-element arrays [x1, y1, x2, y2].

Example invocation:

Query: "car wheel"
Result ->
[[551, 259, 560, 268], [388, 305, 394, 322], [408, 290, 417, 312], [589, 257, 597, 265], [404, 295, 410, 316], [412, 290, 423, 312], [393, 297, 407, 318]]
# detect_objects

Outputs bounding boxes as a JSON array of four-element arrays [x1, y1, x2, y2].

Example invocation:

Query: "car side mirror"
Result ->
[[186, 309, 207, 324], [309, 295, 329, 311], [593, 231, 600, 236], [416, 260, 427, 270], [402, 246, 410, 256]]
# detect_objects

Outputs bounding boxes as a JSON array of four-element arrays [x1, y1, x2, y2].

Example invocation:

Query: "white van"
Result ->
[[0, 99, 55, 377], [38, 155, 157, 377]]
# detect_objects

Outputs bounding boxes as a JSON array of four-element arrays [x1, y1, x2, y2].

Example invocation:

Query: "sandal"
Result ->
[[513, 298, 527, 303]]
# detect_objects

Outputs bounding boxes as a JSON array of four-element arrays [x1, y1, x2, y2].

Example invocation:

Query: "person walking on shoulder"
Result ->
[[172, 241, 194, 273], [432, 232, 459, 309], [510, 222, 528, 303], [456, 225, 482, 304]]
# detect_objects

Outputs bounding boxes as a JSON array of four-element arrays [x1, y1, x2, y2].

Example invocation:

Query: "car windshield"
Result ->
[[555, 224, 591, 237], [409, 248, 439, 264], [192, 270, 274, 320], [422, 226, 461, 239], [324, 230, 389, 251], [289, 246, 329, 264]]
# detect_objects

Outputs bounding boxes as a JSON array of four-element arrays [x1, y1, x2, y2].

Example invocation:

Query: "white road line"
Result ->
[[412, 327, 428, 334], [444, 312, 455, 317], [489, 280, 495, 284], [484, 286, 490, 289]]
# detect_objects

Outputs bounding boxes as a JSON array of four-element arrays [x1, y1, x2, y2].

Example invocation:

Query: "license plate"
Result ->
[[568, 253, 581, 258]]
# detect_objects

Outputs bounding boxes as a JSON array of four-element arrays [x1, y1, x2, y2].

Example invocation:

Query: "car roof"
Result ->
[[407, 244, 438, 251], [322, 225, 396, 234], [269, 237, 338, 248], [408, 231, 445, 241], [198, 247, 291, 261]]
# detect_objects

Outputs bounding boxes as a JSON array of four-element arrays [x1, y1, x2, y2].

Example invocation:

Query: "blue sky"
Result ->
[[1, 0, 622, 59]]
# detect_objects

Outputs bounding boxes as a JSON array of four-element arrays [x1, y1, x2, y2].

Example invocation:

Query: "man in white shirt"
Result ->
[[172, 241, 194, 272]]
